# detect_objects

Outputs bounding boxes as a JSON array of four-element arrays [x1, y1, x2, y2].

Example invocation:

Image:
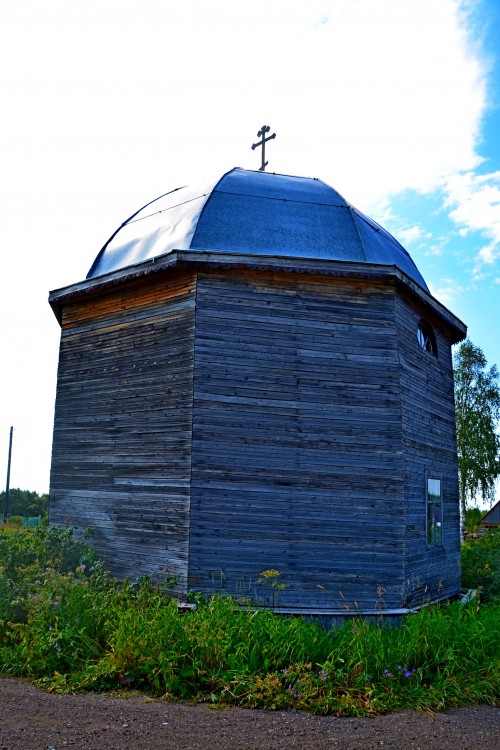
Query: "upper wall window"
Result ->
[[427, 477, 443, 545], [417, 320, 437, 355]]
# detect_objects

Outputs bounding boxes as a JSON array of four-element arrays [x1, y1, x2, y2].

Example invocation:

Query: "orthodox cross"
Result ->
[[251, 125, 276, 171]]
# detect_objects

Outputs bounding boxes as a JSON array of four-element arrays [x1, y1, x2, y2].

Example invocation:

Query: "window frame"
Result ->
[[417, 320, 437, 356], [426, 474, 443, 546]]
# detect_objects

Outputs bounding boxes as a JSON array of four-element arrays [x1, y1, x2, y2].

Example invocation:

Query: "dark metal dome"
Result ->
[[87, 167, 428, 291]]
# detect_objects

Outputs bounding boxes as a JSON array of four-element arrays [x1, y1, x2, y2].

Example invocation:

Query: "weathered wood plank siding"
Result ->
[[188, 270, 406, 611], [396, 294, 461, 605], [49, 271, 196, 591]]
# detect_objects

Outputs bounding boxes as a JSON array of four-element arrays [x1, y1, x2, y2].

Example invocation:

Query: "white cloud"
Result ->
[[0, 1, 489, 212], [424, 237, 450, 257], [443, 171, 500, 265], [0, 0, 496, 491], [428, 277, 468, 308], [394, 225, 424, 246]]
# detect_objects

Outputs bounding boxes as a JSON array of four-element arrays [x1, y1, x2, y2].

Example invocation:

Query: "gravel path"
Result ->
[[0, 678, 498, 750]]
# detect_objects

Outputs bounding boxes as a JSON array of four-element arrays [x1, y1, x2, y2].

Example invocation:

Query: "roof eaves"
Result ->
[[48, 250, 467, 342]]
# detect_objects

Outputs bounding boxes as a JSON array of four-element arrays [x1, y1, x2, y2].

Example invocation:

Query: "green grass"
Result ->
[[0, 525, 499, 715], [462, 528, 500, 602]]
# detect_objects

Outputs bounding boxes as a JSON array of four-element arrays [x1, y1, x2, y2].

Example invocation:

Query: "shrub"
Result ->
[[4, 516, 24, 528], [465, 507, 484, 534], [0, 525, 97, 622], [0, 526, 499, 715], [461, 528, 500, 602]]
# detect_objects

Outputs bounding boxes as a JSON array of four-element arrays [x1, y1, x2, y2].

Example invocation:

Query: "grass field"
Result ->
[[0, 524, 498, 715]]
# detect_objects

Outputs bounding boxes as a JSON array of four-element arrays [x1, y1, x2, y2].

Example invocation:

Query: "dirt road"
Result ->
[[0, 678, 498, 750]]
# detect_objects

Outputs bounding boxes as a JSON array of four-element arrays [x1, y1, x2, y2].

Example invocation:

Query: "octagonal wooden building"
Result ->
[[49, 168, 466, 615]]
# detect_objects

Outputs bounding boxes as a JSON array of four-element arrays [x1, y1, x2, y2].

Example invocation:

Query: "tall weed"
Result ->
[[1, 526, 499, 715], [461, 528, 500, 602]]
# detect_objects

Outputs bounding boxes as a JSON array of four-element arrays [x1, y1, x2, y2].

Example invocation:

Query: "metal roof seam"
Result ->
[[212, 188, 347, 208], [189, 167, 236, 250], [126, 192, 209, 226], [348, 204, 369, 264], [352, 207, 412, 258], [86, 184, 187, 279]]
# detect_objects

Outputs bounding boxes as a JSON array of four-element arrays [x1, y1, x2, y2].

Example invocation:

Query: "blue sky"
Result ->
[[382, 2, 500, 372], [0, 0, 499, 494]]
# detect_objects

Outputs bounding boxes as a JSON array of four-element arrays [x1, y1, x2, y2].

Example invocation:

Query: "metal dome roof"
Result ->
[[87, 167, 429, 291]]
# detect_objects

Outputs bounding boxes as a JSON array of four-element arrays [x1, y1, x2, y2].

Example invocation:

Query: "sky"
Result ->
[[1, 0, 499, 496]]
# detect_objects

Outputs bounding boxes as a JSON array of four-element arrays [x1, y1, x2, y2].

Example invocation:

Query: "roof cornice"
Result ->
[[49, 250, 467, 342]]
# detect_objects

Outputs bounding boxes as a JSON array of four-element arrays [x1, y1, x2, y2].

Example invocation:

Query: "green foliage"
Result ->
[[461, 529, 500, 603], [0, 526, 499, 715], [465, 507, 484, 534], [4, 516, 24, 529], [453, 341, 500, 530], [0, 488, 48, 519], [0, 525, 97, 622]]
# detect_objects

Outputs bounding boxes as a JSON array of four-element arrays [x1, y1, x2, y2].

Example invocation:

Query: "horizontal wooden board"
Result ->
[[50, 266, 462, 611], [50, 280, 196, 593]]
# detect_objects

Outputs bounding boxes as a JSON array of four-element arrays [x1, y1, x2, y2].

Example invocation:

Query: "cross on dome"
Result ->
[[251, 125, 276, 171]]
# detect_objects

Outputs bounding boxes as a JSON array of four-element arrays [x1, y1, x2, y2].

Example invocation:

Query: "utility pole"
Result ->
[[3, 426, 13, 523]]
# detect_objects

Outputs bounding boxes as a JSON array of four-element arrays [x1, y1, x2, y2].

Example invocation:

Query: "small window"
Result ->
[[417, 320, 437, 355], [427, 477, 442, 545]]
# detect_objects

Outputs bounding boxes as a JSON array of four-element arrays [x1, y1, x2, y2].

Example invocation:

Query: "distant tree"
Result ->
[[0, 488, 48, 519], [464, 507, 484, 535], [453, 340, 500, 539]]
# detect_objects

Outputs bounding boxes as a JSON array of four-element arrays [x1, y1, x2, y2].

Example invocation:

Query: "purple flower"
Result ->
[[55, 643, 61, 656], [318, 670, 327, 682]]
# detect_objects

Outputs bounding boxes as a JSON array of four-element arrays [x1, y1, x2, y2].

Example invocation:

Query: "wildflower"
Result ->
[[55, 643, 61, 656], [318, 670, 327, 682], [281, 669, 289, 675], [383, 669, 393, 678], [289, 682, 302, 699]]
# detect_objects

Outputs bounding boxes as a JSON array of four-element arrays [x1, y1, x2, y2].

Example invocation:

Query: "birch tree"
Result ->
[[453, 340, 500, 539]]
